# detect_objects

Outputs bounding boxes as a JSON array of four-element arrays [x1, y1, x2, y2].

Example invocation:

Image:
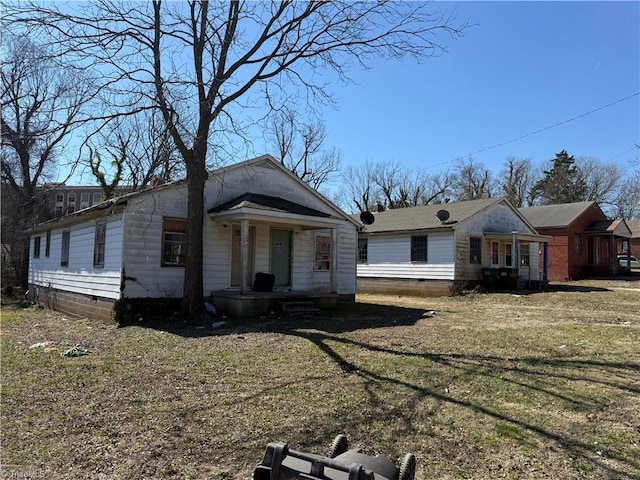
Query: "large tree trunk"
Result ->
[[181, 152, 207, 317]]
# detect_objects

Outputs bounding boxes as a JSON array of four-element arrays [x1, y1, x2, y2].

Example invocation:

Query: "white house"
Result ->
[[356, 197, 549, 296], [28, 155, 359, 321]]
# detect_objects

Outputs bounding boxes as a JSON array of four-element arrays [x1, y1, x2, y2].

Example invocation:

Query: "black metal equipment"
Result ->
[[253, 435, 416, 480]]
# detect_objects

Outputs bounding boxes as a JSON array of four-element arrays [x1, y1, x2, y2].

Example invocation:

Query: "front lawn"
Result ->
[[1, 280, 639, 479]]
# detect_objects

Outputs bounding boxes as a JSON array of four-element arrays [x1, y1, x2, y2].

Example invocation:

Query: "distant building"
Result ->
[[43, 184, 132, 217], [519, 201, 631, 280], [626, 219, 640, 259]]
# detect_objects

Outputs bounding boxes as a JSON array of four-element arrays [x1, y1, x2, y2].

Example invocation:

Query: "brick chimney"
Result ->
[[370, 201, 385, 212]]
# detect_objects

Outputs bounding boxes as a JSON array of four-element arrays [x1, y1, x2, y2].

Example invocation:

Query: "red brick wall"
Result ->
[[537, 205, 608, 281]]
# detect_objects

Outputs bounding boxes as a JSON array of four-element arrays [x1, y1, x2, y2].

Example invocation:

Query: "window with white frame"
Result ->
[[315, 234, 331, 270], [357, 238, 368, 263], [45, 230, 51, 257], [491, 242, 499, 265], [61, 230, 70, 267], [93, 221, 106, 267], [33, 236, 41, 259], [162, 218, 187, 266], [67, 192, 76, 213], [520, 243, 530, 266], [469, 237, 481, 263], [411, 235, 428, 262]]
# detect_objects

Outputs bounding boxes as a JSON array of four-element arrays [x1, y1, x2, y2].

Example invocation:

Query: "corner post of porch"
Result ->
[[240, 218, 249, 295], [543, 241, 549, 282], [512, 232, 519, 273], [330, 227, 338, 293], [610, 234, 615, 275]]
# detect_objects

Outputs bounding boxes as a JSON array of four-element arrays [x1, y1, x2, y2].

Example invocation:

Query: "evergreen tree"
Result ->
[[530, 150, 587, 205]]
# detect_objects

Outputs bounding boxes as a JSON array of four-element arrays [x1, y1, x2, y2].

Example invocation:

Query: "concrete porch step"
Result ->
[[279, 300, 320, 316]]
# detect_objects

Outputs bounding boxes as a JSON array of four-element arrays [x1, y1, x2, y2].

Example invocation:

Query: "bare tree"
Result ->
[[575, 156, 622, 211], [421, 171, 453, 205], [1, 33, 92, 287], [374, 162, 446, 209], [268, 109, 341, 191], [372, 159, 404, 209], [341, 160, 377, 214], [499, 156, 535, 207], [451, 157, 494, 201], [7, 1, 467, 315], [611, 145, 640, 220], [339, 159, 452, 213], [86, 111, 185, 199]]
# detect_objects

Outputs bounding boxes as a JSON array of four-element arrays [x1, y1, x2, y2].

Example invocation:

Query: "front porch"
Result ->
[[584, 219, 632, 277], [211, 289, 338, 317], [483, 231, 551, 286]]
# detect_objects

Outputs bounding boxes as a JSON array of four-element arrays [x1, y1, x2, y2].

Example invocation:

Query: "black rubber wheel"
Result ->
[[399, 453, 416, 480], [328, 434, 348, 458]]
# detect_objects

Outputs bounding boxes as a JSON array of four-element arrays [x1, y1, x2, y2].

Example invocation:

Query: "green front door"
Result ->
[[270, 229, 292, 286]]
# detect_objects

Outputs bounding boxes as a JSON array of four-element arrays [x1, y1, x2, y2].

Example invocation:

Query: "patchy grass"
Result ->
[[1, 279, 640, 479]]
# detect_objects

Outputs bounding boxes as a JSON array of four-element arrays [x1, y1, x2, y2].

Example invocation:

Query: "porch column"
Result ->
[[330, 227, 338, 293], [543, 242, 549, 282], [610, 234, 615, 274], [240, 218, 249, 295], [512, 232, 518, 270]]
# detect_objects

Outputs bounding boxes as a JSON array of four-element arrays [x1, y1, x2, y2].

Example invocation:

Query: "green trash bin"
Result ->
[[481, 267, 496, 289]]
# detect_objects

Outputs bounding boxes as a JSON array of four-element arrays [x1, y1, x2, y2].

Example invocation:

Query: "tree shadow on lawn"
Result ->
[[127, 302, 640, 477], [123, 301, 431, 337], [287, 328, 640, 478], [506, 284, 613, 295]]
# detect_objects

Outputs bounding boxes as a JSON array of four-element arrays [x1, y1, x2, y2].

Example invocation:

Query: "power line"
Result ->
[[428, 92, 639, 169]]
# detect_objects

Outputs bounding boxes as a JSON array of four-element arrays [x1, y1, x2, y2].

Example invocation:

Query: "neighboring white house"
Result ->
[[356, 197, 549, 296], [27, 155, 359, 321]]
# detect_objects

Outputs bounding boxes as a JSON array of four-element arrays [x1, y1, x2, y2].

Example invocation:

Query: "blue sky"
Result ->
[[64, 1, 639, 186], [284, 1, 640, 177]]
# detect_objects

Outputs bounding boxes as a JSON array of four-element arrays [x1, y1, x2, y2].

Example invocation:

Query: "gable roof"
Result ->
[[208, 193, 332, 218], [585, 219, 632, 238], [519, 201, 601, 229], [627, 219, 640, 239], [28, 154, 357, 233], [358, 197, 509, 234], [214, 154, 359, 226]]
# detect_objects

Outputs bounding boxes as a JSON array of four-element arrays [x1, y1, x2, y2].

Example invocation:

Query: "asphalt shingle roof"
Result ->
[[626, 219, 640, 238], [356, 197, 503, 234], [519, 201, 597, 228], [207, 193, 332, 218]]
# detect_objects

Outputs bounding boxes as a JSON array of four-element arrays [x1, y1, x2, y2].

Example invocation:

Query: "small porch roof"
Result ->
[[207, 193, 345, 229], [483, 231, 551, 243], [584, 219, 631, 238]]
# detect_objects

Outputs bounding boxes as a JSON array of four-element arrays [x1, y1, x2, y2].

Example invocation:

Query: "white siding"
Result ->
[[454, 201, 542, 281], [336, 224, 357, 293], [358, 232, 455, 280], [30, 158, 358, 301], [120, 187, 189, 298], [205, 161, 357, 295], [29, 214, 124, 299]]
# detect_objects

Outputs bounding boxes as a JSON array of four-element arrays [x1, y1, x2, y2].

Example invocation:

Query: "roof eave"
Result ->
[[208, 207, 345, 229]]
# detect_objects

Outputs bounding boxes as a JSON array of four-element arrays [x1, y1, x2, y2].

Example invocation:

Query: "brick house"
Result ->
[[520, 201, 631, 280], [626, 219, 640, 259]]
